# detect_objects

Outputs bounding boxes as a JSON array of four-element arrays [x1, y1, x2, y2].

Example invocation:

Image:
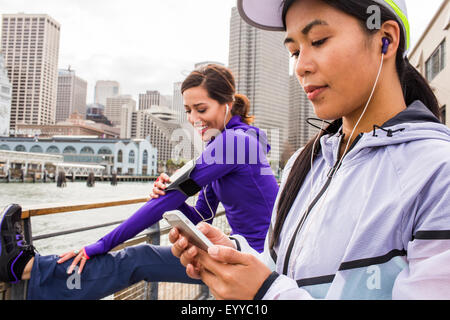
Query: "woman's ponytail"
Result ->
[[398, 57, 440, 118], [232, 94, 254, 125]]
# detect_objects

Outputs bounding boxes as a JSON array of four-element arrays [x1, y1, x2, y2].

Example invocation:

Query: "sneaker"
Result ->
[[0, 204, 35, 283]]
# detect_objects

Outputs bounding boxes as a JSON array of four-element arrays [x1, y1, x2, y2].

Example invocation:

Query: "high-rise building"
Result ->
[[1, 13, 61, 129], [94, 80, 120, 106], [0, 53, 12, 137], [139, 90, 160, 110], [172, 81, 187, 124], [105, 94, 136, 128], [130, 106, 195, 163], [56, 68, 87, 122], [288, 74, 318, 153], [138, 90, 172, 110], [228, 7, 290, 167]]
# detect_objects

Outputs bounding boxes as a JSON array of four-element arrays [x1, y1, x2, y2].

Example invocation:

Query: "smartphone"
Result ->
[[163, 211, 213, 251]]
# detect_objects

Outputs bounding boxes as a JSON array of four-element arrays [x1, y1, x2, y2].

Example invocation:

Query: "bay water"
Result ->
[[0, 181, 176, 256]]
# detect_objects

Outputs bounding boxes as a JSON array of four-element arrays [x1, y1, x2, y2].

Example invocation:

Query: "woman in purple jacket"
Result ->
[[0, 64, 279, 299]]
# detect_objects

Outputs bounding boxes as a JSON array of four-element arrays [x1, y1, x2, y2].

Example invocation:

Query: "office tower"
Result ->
[[0, 53, 12, 136], [139, 90, 160, 110], [288, 74, 318, 153], [1, 13, 61, 129], [172, 81, 187, 124], [131, 106, 195, 163], [138, 90, 172, 110], [56, 68, 88, 122], [105, 94, 136, 128], [228, 7, 290, 166], [94, 80, 120, 106]]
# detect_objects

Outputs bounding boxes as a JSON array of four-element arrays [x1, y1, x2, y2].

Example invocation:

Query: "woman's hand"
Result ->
[[169, 222, 235, 279], [57, 248, 89, 274], [170, 222, 272, 299], [195, 245, 272, 300], [150, 173, 170, 199]]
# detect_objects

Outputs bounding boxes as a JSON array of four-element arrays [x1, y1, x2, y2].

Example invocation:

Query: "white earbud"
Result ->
[[223, 104, 230, 132]]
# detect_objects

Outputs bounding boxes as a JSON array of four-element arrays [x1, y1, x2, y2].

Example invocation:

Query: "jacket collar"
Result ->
[[382, 100, 441, 128]]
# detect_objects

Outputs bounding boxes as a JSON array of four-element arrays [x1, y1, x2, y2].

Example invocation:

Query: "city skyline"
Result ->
[[0, 0, 444, 104]]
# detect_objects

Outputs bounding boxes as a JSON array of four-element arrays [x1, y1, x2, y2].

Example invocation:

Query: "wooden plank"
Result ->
[[21, 197, 150, 219]]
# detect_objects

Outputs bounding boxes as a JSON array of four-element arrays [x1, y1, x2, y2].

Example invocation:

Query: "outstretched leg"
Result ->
[[0, 204, 201, 300], [27, 245, 201, 300]]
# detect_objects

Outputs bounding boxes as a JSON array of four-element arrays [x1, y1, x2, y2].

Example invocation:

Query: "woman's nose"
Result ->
[[188, 110, 201, 124], [295, 50, 315, 79]]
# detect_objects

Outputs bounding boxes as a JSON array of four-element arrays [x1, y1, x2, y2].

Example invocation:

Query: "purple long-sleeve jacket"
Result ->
[[84, 116, 279, 257]]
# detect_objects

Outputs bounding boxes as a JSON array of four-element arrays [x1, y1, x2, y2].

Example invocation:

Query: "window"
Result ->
[[98, 147, 112, 155], [117, 150, 123, 163], [441, 105, 447, 125], [80, 146, 95, 154], [129, 150, 135, 164], [14, 145, 26, 152], [30, 145, 43, 153], [46, 145, 60, 154], [63, 146, 76, 154], [142, 150, 148, 165], [426, 39, 446, 81]]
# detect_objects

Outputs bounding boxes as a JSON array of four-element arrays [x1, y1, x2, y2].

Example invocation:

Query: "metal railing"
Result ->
[[0, 197, 230, 300]]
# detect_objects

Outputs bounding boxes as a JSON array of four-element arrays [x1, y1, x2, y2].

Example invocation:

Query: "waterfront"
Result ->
[[0, 181, 171, 256]]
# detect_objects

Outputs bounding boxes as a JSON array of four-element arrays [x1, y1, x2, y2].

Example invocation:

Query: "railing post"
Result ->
[[199, 284, 210, 300], [10, 217, 32, 300], [146, 222, 160, 300]]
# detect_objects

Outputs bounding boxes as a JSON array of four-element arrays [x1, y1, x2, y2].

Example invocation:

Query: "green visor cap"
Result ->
[[237, 0, 410, 56]]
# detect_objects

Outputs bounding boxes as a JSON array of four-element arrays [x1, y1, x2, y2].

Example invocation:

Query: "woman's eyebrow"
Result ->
[[284, 19, 329, 45], [184, 103, 206, 108], [302, 19, 329, 35]]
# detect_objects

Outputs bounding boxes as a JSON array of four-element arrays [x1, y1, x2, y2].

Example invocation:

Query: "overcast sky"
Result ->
[[0, 0, 445, 104]]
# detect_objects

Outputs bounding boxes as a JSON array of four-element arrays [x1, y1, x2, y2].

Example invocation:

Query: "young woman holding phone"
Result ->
[[171, 0, 450, 300]]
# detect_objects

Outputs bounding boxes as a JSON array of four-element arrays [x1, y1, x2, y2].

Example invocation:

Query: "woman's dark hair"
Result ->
[[270, 0, 441, 250], [181, 64, 254, 125]]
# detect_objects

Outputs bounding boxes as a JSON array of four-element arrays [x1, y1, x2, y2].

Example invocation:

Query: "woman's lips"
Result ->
[[304, 85, 328, 101], [195, 126, 208, 135]]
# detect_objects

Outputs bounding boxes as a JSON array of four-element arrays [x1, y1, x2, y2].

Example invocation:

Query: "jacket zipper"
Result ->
[[281, 133, 363, 275]]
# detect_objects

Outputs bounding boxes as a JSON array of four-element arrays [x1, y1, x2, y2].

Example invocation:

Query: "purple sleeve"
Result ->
[[177, 184, 220, 225], [84, 129, 261, 258], [84, 190, 188, 257]]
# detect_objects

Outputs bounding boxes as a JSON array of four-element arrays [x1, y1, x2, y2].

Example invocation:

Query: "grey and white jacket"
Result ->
[[233, 101, 450, 300]]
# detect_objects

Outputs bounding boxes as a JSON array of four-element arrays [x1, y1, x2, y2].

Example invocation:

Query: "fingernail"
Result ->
[[67, 268, 72, 274], [208, 246, 219, 256]]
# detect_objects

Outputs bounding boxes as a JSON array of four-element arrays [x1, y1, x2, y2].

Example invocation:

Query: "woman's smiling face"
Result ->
[[284, 0, 381, 121], [183, 86, 229, 141]]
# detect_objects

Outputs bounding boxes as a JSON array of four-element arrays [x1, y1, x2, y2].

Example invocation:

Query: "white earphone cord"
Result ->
[[193, 104, 230, 222], [290, 53, 386, 270]]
